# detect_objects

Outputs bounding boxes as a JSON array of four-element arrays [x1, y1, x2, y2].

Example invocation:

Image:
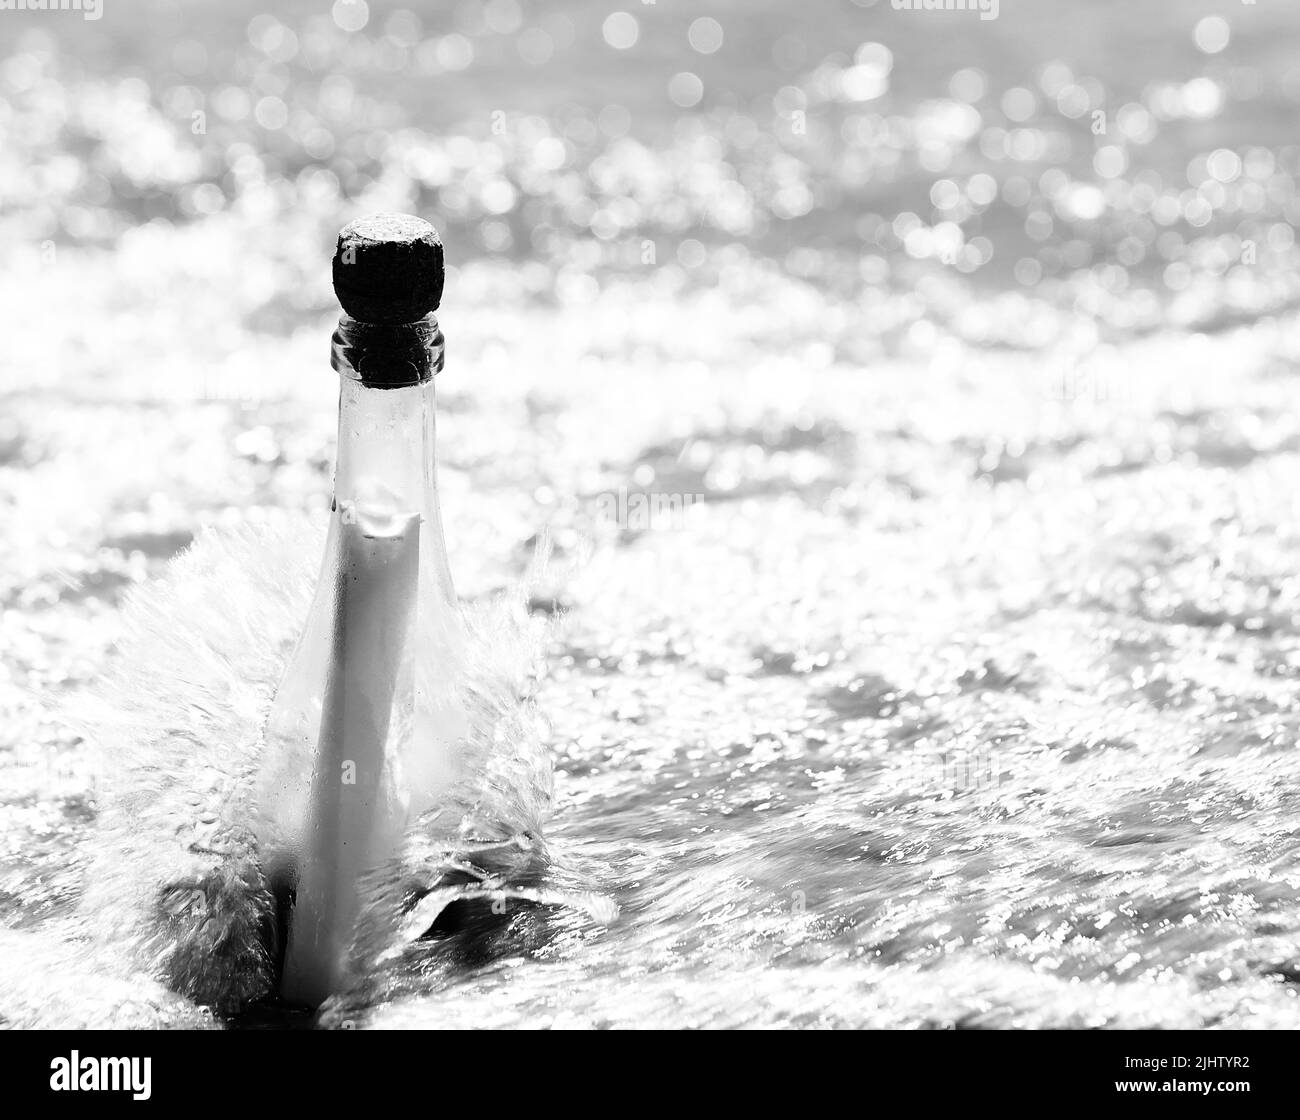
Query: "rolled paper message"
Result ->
[[280, 505, 420, 1007]]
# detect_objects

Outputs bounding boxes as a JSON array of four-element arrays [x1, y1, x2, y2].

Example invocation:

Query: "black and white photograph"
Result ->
[[0, 0, 1296, 1081]]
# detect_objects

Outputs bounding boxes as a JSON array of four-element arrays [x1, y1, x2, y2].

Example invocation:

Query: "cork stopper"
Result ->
[[332, 214, 444, 325]]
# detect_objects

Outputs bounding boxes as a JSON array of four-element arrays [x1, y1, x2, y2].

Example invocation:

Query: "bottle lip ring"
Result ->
[[331, 313, 445, 388]]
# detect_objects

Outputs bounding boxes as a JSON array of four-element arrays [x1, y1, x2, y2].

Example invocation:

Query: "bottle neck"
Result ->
[[331, 312, 445, 388], [331, 375, 455, 602]]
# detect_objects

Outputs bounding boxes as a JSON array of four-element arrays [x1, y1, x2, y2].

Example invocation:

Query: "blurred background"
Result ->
[[6, 0, 1300, 588], [6, 0, 1300, 1028]]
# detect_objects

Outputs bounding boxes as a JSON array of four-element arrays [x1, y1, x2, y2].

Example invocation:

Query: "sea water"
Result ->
[[2, 1, 1300, 1028]]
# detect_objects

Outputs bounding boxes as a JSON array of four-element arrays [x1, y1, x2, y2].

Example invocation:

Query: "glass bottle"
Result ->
[[256, 215, 468, 1007]]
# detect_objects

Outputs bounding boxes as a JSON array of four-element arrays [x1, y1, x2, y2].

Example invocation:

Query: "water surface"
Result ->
[[2, 0, 1300, 1028]]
